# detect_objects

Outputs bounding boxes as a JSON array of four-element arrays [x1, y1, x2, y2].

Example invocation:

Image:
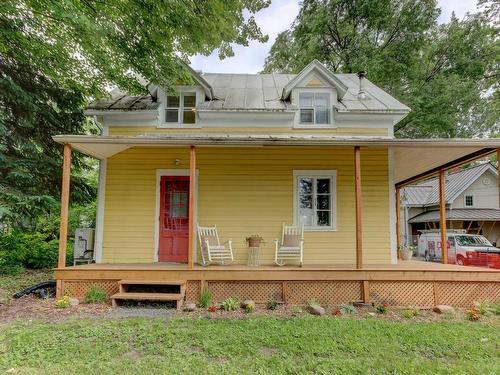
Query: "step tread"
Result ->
[[111, 292, 184, 301], [118, 280, 186, 286]]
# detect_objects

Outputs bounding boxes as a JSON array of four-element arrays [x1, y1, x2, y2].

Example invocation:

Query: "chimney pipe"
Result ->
[[357, 71, 367, 100]]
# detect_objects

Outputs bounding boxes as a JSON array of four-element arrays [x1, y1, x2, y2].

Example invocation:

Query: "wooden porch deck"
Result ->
[[56, 260, 500, 308]]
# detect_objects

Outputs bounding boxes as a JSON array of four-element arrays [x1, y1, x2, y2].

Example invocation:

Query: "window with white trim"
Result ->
[[294, 171, 336, 230], [165, 92, 196, 124], [299, 92, 331, 125], [465, 195, 474, 207]]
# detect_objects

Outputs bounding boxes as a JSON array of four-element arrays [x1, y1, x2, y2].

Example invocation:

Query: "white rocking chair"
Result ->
[[197, 225, 234, 266], [274, 224, 304, 266]]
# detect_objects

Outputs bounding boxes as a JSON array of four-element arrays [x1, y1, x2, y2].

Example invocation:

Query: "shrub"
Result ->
[[401, 307, 419, 319], [466, 308, 481, 321], [85, 286, 108, 303], [266, 298, 278, 310], [474, 301, 493, 316], [220, 297, 240, 311], [0, 231, 59, 273], [199, 288, 212, 308], [55, 295, 71, 308], [339, 304, 357, 315], [244, 304, 254, 314], [490, 303, 500, 316], [375, 304, 388, 314]]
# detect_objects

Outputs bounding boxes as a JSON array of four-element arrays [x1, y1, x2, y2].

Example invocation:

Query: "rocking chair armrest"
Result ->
[[221, 239, 232, 246]]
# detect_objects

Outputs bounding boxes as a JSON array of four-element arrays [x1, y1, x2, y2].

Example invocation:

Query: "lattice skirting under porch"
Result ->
[[62, 280, 119, 300], [60, 279, 500, 308]]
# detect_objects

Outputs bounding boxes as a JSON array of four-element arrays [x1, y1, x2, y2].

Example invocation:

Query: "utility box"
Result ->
[[73, 228, 95, 265]]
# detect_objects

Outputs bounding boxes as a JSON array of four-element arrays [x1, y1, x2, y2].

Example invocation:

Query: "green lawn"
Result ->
[[0, 316, 498, 374]]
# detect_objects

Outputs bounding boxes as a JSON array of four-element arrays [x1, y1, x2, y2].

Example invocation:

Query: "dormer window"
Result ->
[[166, 92, 196, 124], [299, 92, 331, 125]]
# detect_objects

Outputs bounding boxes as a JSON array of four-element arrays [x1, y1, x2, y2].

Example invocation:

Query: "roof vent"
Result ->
[[357, 71, 367, 100]]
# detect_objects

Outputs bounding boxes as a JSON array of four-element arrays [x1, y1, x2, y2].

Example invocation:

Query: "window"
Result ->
[[299, 92, 331, 125], [294, 171, 336, 230], [165, 92, 196, 124], [465, 195, 474, 207]]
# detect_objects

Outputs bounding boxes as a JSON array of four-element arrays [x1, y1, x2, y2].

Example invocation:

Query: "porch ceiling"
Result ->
[[52, 134, 500, 184]]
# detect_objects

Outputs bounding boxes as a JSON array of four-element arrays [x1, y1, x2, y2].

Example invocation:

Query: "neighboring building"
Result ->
[[401, 163, 500, 246]]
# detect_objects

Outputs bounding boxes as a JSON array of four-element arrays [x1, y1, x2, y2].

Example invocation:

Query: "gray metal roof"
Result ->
[[199, 72, 409, 112], [86, 61, 410, 112], [408, 208, 500, 223], [87, 94, 159, 111], [402, 163, 498, 206]]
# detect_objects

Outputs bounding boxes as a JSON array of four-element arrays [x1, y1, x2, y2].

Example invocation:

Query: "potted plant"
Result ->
[[399, 245, 414, 261], [245, 234, 264, 247]]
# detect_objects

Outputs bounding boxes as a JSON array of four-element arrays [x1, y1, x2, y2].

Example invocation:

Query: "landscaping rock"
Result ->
[[184, 303, 196, 312], [308, 304, 325, 316], [433, 305, 455, 314], [241, 299, 255, 309], [69, 298, 79, 306]]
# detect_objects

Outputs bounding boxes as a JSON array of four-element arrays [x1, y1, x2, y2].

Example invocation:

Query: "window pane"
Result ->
[[300, 109, 314, 123], [299, 208, 314, 227], [182, 110, 196, 124], [315, 108, 330, 124], [167, 95, 180, 108], [315, 93, 330, 107], [317, 178, 330, 194], [317, 211, 330, 226], [299, 178, 313, 195], [183, 94, 196, 108], [317, 195, 330, 210], [300, 194, 312, 209], [299, 92, 314, 107], [166, 109, 178, 122]]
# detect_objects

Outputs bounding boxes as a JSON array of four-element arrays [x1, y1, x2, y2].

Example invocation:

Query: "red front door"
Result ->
[[158, 176, 190, 262]]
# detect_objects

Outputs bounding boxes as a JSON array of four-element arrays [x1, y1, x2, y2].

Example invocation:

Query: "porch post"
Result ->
[[498, 148, 500, 213], [439, 169, 448, 264], [354, 146, 363, 269], [56, 143, 71, 298], [188, 145, 196, 269], [396, 187, 401, 259]]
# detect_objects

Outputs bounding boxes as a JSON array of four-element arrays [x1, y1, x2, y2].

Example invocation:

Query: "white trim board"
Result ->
[[154, 169, 199, 263], [94, 159, 107, 263]]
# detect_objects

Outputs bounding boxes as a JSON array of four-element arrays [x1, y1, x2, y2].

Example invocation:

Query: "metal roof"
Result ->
[[86, 61, 410, 113], [402, 163, 498, 206], [87, 93, 159, 111], [408, 208, 500, 223]]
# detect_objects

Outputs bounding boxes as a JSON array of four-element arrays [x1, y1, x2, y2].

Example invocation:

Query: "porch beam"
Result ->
[[58, 144, 72, 269], [56, 144, 71, 298], [354, 146, 363, 269], [439, 169, 448, 264], [188, 145, 196, 269]]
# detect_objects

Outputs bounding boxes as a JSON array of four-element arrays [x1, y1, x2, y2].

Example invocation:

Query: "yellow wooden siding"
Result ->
[[102, 147, 391, 265], [108, 126, 389, 137]]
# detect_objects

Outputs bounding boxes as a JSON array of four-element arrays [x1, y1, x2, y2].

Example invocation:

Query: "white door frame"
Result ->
[[154, 169, 199, 263]]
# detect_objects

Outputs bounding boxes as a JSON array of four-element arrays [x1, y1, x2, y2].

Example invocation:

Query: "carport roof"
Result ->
[[408, 209, 500, 223]]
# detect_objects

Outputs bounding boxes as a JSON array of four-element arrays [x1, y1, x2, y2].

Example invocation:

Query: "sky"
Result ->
[[190, 0, 480, 74]]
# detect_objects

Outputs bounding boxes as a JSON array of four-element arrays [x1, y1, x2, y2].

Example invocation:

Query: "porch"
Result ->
[[55, 261, 500, 308]]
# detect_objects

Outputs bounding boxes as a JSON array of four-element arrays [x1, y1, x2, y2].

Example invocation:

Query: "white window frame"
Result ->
[[293, 170, 337, 231], [464, 194, 475, 207], [293, 88, 335, 129], [165, 92, 197, 125], [158, 86, 202, 129]]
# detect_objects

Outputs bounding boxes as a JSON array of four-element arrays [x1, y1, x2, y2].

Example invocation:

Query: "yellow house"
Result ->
[[53, 60, 500, 308]]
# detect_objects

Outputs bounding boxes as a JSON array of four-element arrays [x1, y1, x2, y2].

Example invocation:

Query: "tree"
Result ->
[[263, 0, 499, 138], [0, 0, 270, 226]]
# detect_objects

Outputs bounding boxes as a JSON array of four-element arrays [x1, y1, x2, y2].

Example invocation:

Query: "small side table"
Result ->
[[247, 246, 260, 266]]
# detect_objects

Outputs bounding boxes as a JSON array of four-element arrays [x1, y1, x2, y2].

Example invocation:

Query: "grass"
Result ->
[[0, 269, 53, 304], [0, 316, 499, 374]]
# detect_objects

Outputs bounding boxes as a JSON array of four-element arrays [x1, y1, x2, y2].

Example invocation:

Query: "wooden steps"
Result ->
[[111, 280, 186, 310]]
